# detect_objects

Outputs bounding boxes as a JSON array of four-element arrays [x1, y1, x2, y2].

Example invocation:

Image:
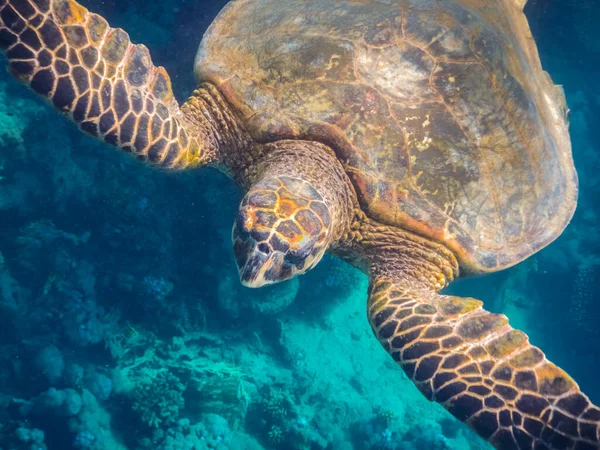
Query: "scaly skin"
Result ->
[[369, 277, 600, 449], [341, 221, 600, 450], [234, 140, 356, 286], [234, 174, 332, 285], [0, 0, 227, 168]]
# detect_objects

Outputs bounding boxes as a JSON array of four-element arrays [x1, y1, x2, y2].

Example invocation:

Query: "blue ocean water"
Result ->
[[0, 1, 598, 449]]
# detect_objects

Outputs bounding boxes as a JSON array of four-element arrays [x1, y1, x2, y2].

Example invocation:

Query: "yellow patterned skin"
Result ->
[[234, 140, 356, 286], [234, 176, 331, 286], [0, 0, 219, 168], [344, 222, 600, 450], [369, 281, 600, 449]]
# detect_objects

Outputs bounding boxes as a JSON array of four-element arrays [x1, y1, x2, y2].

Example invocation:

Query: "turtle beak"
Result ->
[[236, 244, 285, 288], [232, 214, 293, 288]]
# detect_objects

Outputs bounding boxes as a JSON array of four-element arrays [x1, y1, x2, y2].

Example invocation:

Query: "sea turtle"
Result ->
[[1, 0, 598, 448]]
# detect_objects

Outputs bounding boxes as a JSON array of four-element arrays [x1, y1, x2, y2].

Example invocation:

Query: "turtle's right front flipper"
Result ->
[[368, 274, 600, 449], [0, 0, 216, 168]]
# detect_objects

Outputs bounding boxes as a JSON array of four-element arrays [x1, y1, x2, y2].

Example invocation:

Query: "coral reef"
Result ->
[[132, 371, 185, 429]]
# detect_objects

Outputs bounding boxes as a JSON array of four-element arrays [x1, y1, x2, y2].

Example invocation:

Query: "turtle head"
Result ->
[[233, 176, 331, 287]]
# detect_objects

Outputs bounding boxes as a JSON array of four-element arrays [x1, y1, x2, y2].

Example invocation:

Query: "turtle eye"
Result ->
[[284, 238, 316, 266], [258, 243, 272, 255]]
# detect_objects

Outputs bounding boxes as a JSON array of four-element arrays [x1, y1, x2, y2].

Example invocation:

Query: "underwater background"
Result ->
[[0, 0, 599, 449]]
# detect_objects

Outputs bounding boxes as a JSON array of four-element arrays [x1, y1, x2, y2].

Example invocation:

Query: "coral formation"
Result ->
[[132, 371, 186, 429]]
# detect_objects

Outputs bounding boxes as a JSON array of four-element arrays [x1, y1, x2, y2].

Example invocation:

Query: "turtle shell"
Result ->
[[195, 0, 577, 274]]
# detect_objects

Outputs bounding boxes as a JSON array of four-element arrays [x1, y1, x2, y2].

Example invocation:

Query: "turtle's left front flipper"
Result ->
[[368, 275, 600, 449], [0, 0, 216, 168]]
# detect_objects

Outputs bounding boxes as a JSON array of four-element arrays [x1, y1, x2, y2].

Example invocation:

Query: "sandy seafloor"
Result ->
[[0, 0, 599, 449]]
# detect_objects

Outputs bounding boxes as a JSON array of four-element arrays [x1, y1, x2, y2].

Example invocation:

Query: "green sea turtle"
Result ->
[[1, 0, 598, 448]]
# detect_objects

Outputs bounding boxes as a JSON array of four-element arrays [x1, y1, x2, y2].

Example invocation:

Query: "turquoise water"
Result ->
[[0, 1, 599, 449]]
